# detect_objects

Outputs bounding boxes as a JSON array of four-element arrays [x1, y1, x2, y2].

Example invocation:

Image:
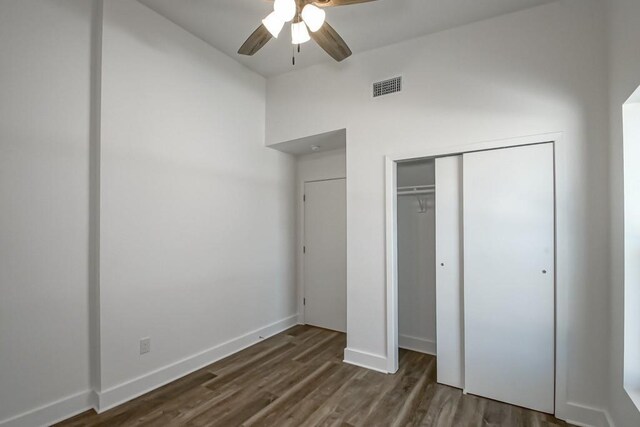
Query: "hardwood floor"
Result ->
[[57, 326, 572, 426]]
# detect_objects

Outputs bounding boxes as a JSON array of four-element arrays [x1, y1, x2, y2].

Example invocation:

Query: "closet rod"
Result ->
[[397, 184, 435, 196], [398, 190, 434, 196], [397, 184, 435, 191]]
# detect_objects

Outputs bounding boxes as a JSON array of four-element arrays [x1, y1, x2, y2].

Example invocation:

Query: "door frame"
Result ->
[[302, 177, 347, 326], [384, 132, 567, 418]]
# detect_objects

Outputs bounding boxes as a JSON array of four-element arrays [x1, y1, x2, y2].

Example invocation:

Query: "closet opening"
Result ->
[[386, 138, 559, 416], [396, 159, 436, 358]]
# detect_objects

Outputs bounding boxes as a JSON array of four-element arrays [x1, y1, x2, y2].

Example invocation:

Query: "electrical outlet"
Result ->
[[140, 337, 151, 355]]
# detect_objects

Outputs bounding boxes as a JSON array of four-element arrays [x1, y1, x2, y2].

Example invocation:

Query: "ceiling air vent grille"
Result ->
[[373, 76, 402, 97]]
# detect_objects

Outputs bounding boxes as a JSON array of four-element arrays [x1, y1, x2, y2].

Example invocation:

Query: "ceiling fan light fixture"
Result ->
[[301, 4, 326, 32], [291, 21, 311, 44], [273, 0, 296, 22], [262, 12, 285, 38]]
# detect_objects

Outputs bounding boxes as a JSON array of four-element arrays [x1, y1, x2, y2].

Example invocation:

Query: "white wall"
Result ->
[[607, 0, 640, 425], [0, 0, 298, 422], [267, 0, 610, 423], [296, 148, 346, 321], [0, 0, 95, 423], [397, 161, 436, 355], [7, 0, 638, 425], [97, 0, 296, 405]]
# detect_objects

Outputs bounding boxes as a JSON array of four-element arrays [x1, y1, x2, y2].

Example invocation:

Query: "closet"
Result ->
[[396, 142, 555, 414], [397, 160, 436, 356]]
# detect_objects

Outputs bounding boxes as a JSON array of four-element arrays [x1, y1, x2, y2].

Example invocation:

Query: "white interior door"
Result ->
[[435, 155, 464, 389], [463, 143, 555, 413], [304, 179, 347, 332]]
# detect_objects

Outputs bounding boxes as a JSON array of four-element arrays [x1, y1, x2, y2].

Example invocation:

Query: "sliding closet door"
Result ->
[[463, 143, 555, 413], [435, 156, 464, 388]]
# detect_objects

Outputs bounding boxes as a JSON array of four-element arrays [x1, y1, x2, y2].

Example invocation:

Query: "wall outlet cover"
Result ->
[[140, 337, 151, 355]]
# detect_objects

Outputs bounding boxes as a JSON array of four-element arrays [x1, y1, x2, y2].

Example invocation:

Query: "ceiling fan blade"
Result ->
[[238, 25, 272, 56], [311, 22, 352, 62], [313, 0, 376, 7]]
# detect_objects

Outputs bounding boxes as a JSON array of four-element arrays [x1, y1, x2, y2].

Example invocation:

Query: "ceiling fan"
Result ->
[[238, 0, 376, 63]]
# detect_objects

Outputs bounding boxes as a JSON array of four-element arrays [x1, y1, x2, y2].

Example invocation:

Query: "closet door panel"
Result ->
[[435, 156, 464, 388], [463, 143, 555, 413]]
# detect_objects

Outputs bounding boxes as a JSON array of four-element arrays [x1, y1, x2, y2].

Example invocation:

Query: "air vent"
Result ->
[[373, 76, 402, 97]]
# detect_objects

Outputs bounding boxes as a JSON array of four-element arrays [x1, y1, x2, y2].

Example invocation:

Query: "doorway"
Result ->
[[303, 178, 347, 332]]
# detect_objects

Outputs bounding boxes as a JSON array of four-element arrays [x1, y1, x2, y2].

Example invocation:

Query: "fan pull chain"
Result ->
[[292, 43, 301, 66]]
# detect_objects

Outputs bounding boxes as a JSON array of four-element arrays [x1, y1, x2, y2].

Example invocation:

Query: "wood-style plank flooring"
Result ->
[[57, 326, 572, 426]]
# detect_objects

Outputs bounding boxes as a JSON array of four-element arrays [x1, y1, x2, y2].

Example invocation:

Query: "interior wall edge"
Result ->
[[88, 0, 104, 394], [95, 314, 298, 413]]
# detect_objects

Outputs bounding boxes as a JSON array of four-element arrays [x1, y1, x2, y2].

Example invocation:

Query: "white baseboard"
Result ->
[[9, 319, 611, 427], [0, 315, 299, 427], [562, 402, 614, 427], [96, 314, 298, 412], [398, 334, 436, 356], [0, 390, 97, 427], [343, 348, 388, 373]]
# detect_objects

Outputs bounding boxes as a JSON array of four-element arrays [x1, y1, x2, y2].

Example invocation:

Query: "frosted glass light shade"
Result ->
[[274, 0, 296, 22], [291, 21, 311, 44], [301, 4, 326, 32], [262, 12, 285, 38]]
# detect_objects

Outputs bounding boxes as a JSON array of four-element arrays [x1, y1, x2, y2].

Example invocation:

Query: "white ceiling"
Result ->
[[138, 0, 556, 77]]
